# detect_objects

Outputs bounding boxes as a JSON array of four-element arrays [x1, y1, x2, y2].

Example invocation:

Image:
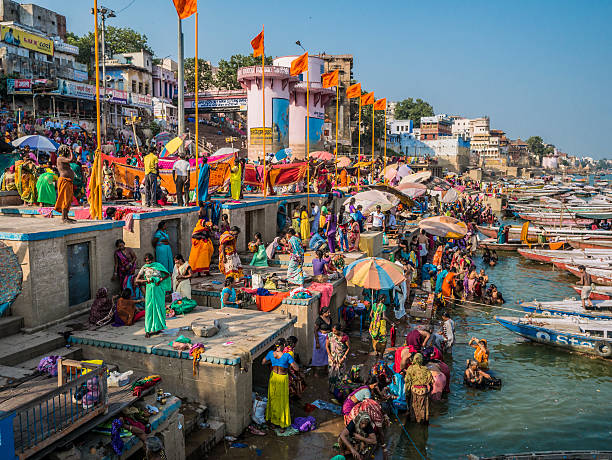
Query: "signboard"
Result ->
[[7, 79, 32, 95], [55, 78, 96, 100], [186, 97, 247, 112], [0, 25, 53, 56], [250, 127, 274, 145], [131, 93, 152, 108]]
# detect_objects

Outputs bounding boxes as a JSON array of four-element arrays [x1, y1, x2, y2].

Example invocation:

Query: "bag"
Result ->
[[252, 273, 264, 289], [252, 394, 267, 425]]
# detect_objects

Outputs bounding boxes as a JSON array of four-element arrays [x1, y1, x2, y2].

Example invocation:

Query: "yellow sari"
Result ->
[[300, 210, 310, 241], [229, 165, 242, 200]]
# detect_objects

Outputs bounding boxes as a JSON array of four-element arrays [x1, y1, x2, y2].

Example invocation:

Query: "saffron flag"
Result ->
[[346, 83, 361, 99], [290, 52, 308, 76], [88, 150, 103, 219], [251, 29, 264, 57], [373, 98, 387, 110], [172, 0, 197, 19], [321, 69, 339, 88], [361, 92, 375, 106]]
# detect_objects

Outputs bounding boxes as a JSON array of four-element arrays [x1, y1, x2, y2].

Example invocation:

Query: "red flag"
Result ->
[[346, 83, 361, 99], [373, 98, 387, 110], [290, 52, 309, 76], [361, 92, 375, 106], [172, 0, 197, 19], [321, 69, 339, 88], [251, 29, 264, 57]]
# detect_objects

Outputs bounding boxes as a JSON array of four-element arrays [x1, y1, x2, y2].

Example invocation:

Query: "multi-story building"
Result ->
[[314, 53, 353, 147], [152, 57, 178, 130], [451, 116, 471, 139], [386, 101, 397, 122], [420, 114, 452, 140], [388, 119, 413, 135], [422, 137, 471, 172], [104, 50, 153, 96], [0, 0, 66, 39], [508, 138, 529, 166]]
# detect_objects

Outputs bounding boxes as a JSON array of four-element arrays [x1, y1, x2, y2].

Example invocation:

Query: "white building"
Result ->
[[422, 137, 471, 172], [451, 117, 471, 139], [388, 119, 413, 135]]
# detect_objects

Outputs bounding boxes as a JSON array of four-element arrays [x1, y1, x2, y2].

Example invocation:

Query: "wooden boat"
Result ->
[[569, 239, 612, 250], [478, 239, 560, 252], [572, 285, 612, 300], [520, 300, 612, 320], [517, 213, 593, 226], [575, 211, 612, 219], [518, 248, 612, 263], [553, 263, 612, 285], [475, 450, 612, 459], [477, 225, 612, 240], [495, 316, 612, 358]]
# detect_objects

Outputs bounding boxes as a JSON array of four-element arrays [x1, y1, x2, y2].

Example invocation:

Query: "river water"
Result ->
[[392, 251, 612, 459]]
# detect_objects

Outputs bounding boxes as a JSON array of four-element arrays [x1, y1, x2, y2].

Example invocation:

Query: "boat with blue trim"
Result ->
[[520, 299, 612, 320], [495, 316, 612, 358]]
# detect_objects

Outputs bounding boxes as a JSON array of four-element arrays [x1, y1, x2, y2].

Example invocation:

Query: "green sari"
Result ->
[[250, 244, 268, 267], [143, 262, 171, 333], [36, 171, 57, 206]]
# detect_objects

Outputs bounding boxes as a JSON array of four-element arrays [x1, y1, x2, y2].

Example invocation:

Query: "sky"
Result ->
[[34, 0, 612, 159]]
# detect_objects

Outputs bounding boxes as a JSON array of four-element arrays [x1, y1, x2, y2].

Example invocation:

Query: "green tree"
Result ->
[[527, 136, 555, 159], [214, 54, 273, 90], [66, 27, 153, 76], [393, 98, 434, 127], [184, 58, 214, 92]]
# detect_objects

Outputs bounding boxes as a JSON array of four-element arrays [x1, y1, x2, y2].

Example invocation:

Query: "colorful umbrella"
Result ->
[[384, 165, 398, 181], [418, 215, 467, 238], [400, 170, 431, 184], [396, 182, 427, 198], [311, 151, 333, 161], [336, 156, 351, 168], [12, 135, 59, 152], [344, 190, 399, 213], [161, 136, 183, 158], [274, 148, 292, 163], [345, 257, 405, 290]]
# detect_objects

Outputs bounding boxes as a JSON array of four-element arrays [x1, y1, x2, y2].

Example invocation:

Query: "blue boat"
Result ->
[[495, 316, 612, 358], [520, 300, 612, 320]]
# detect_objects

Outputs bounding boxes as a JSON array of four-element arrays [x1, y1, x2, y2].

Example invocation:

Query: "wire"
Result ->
[[117, 0, 137, 13], [389, 404, 427, 460]]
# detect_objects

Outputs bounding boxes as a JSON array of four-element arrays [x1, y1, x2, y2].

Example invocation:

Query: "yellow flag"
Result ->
[[88, 149, 103, 219]]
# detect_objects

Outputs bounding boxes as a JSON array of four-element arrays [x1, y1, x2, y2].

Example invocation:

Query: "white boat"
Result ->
[[520, 299, 612, 320]]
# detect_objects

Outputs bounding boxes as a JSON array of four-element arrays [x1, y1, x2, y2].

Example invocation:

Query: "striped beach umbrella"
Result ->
[[344, 257, 405, 290], [418, 215, 467, 238]]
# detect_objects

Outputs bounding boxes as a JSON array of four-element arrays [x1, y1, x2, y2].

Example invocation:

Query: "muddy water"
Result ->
[[210, 252, 612, 459]]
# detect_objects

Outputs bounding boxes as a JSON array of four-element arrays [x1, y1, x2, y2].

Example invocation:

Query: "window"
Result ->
[[138, 82, 143, 94], [586, 330, 604, 338], [131, 81, 136, 92]]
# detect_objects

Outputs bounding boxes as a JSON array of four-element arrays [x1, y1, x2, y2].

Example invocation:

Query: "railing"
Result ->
[[0, 362, 108, 459]]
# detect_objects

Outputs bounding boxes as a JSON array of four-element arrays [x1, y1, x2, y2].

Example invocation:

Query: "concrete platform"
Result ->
[[67, 306, 297, 435], [0, 215, 124, 241]]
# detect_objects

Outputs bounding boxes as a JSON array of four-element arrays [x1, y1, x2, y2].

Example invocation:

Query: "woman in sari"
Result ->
[[404, 353, 433, 424], [339, 168, 348, 187], [135, 253, 171, 338], [326, 210, 338, 253], [299, 205, 310, 241], [88, 287, 114, 327], [262, 338, 299, 430], [249, 232, 268, 267], [285, 228, 304, 286], [188, 219, 214, 276], [102, 160, 116, 200], [229, 163, 241, 200], [283, 336, 305, 398], [152, 222, 173, 274], [15, 157, 37, 205], [291, 207, 301, 233], [369, 296, 393, 357], [172, 254, 192, 299], [219, 227, 243, 279], [0, 166, 17, 191], [327, 324, 350, 381], [36, 168, 57, 206], [69, 161, 85, 202], [113, 239, 137, 290], [312, 306, 331, 374], [348, 217, 360, 251]]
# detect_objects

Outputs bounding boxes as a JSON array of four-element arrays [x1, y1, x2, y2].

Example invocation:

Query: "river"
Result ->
[[392, 251, 612, 459]]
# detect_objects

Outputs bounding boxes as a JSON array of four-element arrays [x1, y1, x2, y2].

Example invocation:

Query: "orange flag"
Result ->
[[346, 83, 361, 99], [361, 92, 375, 106], [373, 98, 387, 110], [251, 29, 264, 57], [290, 52, 308, 76], [172, 0, 197, 19], [321, 69, 339, 88]]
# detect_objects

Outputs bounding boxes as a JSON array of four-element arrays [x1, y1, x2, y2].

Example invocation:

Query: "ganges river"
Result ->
[[395, 250, 612, 459]]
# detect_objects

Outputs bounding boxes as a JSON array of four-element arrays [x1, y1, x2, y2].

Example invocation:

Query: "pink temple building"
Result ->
[[237, 55, 334, 161]]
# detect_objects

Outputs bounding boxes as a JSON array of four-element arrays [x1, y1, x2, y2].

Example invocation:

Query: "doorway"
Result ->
[[67, 242, 91, 306]]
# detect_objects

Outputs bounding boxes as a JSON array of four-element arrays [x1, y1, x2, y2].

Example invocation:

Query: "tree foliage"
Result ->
[[393, 98, 434, 128], [214, 54, 273, 90], [527, 136, 555, 158], [184, 58, 214, 93], [66, 27, 153, 76]]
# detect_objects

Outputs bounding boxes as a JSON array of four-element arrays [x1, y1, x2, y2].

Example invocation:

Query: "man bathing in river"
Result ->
[[53, 145, 76, 223]]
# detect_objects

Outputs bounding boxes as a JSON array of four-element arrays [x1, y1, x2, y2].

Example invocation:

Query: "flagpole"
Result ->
[[93, 0, 102, 219], [357, 97, 361, 191], [384, 108, 387, 185], [262, 24, 266, 197], [306, 67, 310, 207], [371, 103, 374, 183], [334, 83, 339, 187], [194, 11, 199, 202]]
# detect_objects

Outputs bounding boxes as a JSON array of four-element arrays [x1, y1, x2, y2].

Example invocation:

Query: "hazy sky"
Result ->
[[36, 0, 612, 158]]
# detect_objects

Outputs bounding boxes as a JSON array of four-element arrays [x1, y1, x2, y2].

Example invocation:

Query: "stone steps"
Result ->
[[0, 331, 65, 366], [0, 316, 24, 336], [184, 418, 225, 460]]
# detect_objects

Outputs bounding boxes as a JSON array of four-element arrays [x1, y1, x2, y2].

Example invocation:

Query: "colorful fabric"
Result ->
[[300, 210, 310, 241], [229, 164, 242, 200], [15, 160, 37, 204], [266, 371, 291, 428], [312, 331, 328, 367], [189, 220, 214, 274], [328, 332, 349, 379], [143, 262, 171, 333], [219, 232, 243, 279], [345, 399, 386, 429], [250, 244, 268, 267], [197, 163, 210, 203], [172, 262, 192, 299], [35, 171, 57, 205], [131, 375, 161, 396], [115, 249, 136, 290], [369, 302, 387, 345]]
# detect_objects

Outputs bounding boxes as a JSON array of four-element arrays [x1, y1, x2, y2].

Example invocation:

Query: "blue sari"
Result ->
[[197, 163, 211, 203], [287, 236, 305, 285], [154, 230, 173, 273]]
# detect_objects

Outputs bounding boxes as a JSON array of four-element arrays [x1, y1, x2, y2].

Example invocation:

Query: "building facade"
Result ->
[[422, 137, 471, 172], [152, 57, 178, 130], [388, 119, 413, 135], [420, 114, 452, 140]]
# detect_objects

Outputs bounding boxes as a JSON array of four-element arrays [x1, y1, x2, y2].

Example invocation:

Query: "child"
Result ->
[[133, 176, 141, 202]]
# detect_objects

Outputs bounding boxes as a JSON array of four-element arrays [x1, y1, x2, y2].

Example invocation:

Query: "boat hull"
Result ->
[[569, 240, 612, 250], [495, 316, 611, 357], [572, 285, 612, 300], [520, 304, 612, 320]]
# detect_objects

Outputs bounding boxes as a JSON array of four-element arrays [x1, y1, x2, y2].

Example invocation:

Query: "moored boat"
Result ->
[[518, 248, 612, 263], [475, 449, 612, 460], [520, 299, 612, 320], [495, 315, 612, 358], [569, 239, 612, 250], [572, 285, 612, 300], [479, 239, 561, 252]]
